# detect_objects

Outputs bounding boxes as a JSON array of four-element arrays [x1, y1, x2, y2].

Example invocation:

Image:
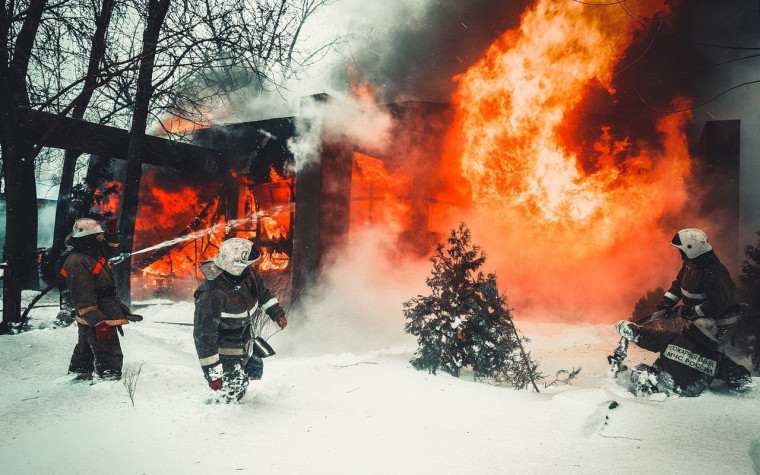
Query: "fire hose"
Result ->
[[108, 252, 132, 265]]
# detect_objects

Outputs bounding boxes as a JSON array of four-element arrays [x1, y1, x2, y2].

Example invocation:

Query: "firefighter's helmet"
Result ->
[[213, 238, 260, 276], [671, 228, 712, 259], [71, 218, 104, 238]]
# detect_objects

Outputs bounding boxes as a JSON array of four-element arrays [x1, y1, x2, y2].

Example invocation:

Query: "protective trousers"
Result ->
[[215, 353, 264, 402], [68, 322, 123, 379]]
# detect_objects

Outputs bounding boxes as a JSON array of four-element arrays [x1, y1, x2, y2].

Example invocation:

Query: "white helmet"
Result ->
[[71, 218, 104, 238], [213, 238, 260, 276], [671, 228, 712, 259]]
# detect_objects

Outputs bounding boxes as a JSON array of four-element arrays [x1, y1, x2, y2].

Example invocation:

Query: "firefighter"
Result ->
[[614, 228, 753, 396], [55, 209, 119, 326], [193, 237, 288, 403], [61, 217, 131, 380], [655, 228, 740, 341]]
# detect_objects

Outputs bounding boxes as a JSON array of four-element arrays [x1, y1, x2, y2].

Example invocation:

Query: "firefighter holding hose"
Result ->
[[61, 217, 137, 380]]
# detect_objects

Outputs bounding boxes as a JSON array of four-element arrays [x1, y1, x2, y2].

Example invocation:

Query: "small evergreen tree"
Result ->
[[403, 223, 541, 391]]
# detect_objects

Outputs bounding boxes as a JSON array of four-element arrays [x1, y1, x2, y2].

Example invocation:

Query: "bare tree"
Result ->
[[114, 0, 170, 304], [2, 0, 139, 330], [50, 0, 116, 267], [1, 0, 48, 330], [106, 0, 339, 302], [2, 0, 338, 328]]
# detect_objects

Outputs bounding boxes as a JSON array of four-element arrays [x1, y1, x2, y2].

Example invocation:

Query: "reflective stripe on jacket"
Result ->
[[193, 267, 281, 377], [663, 250, 737, 319]]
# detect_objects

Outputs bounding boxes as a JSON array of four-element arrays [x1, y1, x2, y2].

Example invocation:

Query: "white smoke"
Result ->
[[286, 94, 393, 173], [282, 227, 430, 356]]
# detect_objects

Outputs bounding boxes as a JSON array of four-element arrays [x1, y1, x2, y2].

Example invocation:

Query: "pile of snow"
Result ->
[[1, 290, 759, 474]]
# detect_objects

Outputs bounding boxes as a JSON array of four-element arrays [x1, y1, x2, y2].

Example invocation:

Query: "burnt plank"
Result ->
[[17, 108, 221, 172]]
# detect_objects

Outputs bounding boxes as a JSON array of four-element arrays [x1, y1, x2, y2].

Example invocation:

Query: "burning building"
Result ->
[[19, 1, 750, 323], [123, 95, 457, 306]]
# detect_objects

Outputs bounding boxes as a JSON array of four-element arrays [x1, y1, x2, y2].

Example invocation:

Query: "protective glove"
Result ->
[[205, 362, 223, 390], [94, 321, 112, 341], [274, 315, 287, 329], [677, 305, 697, 320], [614, 320, 640, 342]]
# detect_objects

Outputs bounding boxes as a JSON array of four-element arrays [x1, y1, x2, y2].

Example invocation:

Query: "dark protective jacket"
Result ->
[[662, 250, 738, 324], [56, 230, 120, 320], [61, 235, 128, 327], [193, 266, 285, 381]]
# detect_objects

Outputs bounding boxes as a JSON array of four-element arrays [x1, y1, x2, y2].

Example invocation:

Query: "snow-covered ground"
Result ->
[[1, 290, 759, 475]]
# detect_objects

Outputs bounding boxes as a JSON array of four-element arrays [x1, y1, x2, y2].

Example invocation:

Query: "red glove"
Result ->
[[94, 322, 112, 341], [274, 315, 287, 329], [208, 379, 223, 391]]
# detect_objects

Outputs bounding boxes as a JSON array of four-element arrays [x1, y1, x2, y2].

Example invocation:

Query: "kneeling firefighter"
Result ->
[[612, 228, 753, 396], [193, 238, 288, 402]]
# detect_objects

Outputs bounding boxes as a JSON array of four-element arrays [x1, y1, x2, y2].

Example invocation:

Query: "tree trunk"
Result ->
[[51, 0, 116, 269], [114, 0, 171, 304], [1, 0, 47, 330]]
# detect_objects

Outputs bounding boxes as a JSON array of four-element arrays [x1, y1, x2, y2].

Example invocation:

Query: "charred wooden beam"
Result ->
[[16, 108, 222, 172]]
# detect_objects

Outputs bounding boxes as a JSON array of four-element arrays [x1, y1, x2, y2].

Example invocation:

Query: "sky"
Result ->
[[0, 289, 758, 474]]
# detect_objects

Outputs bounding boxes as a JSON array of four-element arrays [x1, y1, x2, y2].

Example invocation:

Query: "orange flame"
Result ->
[[442, 0, 693, 321], [154, 114, 212, 135], [129, 169, 293, 300], [258, 248, 290, 272], [347, 65, 383, 106], [351, 152, 413, 235]]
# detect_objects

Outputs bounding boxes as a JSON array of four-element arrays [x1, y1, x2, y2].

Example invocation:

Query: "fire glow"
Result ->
[[442, 0, 694, 320], [351, 152, 413, 236], [92, 1, 707, 321], [126, 167, 294, 300]]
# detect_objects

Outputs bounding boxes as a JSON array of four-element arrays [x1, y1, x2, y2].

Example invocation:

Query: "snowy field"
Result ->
[[1, 290, 759, 475]]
